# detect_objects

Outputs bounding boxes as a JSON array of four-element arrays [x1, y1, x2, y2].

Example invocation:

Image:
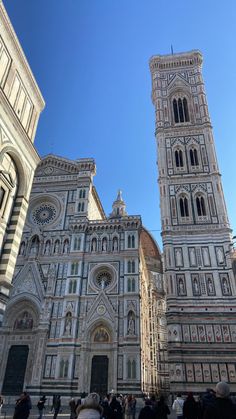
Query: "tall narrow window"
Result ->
[[173, 97, 190, 123], [178, 98, 184, 122], [183, 97, 190, 121], [173, 99, 179, 123], [179, 197, 189, 217], [190, 148, 199, 166], [175, 150, 184, 167], [196, 196, 206, 216]]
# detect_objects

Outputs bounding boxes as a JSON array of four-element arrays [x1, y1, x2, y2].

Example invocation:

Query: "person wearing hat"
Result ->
[[203, 381, 236, 419], [76, 393, 103, 419], [37, 395, 47, 419]]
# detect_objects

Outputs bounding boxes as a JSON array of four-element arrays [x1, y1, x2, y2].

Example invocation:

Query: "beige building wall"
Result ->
[[0, 2, 45, 323]]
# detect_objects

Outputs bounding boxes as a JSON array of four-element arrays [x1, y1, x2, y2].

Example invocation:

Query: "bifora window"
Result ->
[[175, 149, 184, 167], [190, 148, 199, 166], [173, 97, 190, 123], [179, 197, 189, 217], [196, 196, 206, 216]]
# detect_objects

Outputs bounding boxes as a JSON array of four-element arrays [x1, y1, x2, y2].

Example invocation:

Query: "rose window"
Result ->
[[96, 271, 112, 289], [32, 203, 57, 225]]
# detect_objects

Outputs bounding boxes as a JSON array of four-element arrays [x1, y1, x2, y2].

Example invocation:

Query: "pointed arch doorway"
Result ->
[[90, 355, 108, 394], [2, 345, 29, 395]]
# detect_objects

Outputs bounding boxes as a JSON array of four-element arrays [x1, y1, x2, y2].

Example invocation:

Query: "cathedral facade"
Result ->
[[150, 50, 236, 393], [0, 155, 166, 400]]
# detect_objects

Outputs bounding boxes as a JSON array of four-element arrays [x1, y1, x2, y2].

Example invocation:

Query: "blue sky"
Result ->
[[4, 0, 236, 248]]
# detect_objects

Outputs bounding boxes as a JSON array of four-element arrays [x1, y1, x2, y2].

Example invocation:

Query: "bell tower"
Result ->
[[150, 50, 236, 392]]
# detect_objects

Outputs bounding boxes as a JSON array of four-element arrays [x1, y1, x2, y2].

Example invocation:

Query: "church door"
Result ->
[[2, 345, 29, 395], [90, 355, 108, 395]]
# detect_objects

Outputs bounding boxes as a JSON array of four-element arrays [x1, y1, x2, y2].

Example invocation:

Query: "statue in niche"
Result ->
[[102, 238, 107, 251], [64, 313, 72, 336], [127, 312, 135, 335], [202, 247, 210, 265], [63, 240, 69, 253], [14, 311, 33, 330], [44, 241, 50, 255], [222, 277, 230, 294], [207, 277, 214, 294], [91, 238, 97, 252], [216, 247, 224, 264], [193, 278, 199, 294], [54, 241, 60, 254], [175, 249, 182, 266], [19, 241, 25, 256], [189, 248, 196, 266], [94, 327, 109, 342], [113, 237, 118, 251], [30, 237, 39, 256], [178, 278, 185, 295]]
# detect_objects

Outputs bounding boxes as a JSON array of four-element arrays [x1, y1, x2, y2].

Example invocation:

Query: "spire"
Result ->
[[109, 190, 127, 218]]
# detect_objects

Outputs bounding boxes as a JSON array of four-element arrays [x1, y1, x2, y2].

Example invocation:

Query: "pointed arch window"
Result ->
[[196, 196, 206, 216], [128, 260, 135, 273], [127, 359, 136, 379], [128, 234, 135, 248], [175, 149, 184, 167], [190, 148, 199, 166], [179, 197, 189, 217], [173, 97, 190, 123]]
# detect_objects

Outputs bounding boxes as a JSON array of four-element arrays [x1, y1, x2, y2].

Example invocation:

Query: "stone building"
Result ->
[[0, 3, 45, 323], [150, 50, 236, 393], [0, 154, 166, 399]]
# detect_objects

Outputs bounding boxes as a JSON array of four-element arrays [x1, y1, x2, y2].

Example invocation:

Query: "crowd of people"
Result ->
[[3, 380, 236, 419], [171, 382, 236, 419]]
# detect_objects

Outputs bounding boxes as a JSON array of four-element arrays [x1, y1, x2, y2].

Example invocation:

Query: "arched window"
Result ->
[[128, 234, 135, 248], [190, 148, 199, 166], [59, 359, 69, 377], [127, 278, 131, 292], [173, 97, 190, 124], [73, 236, 81, 251], [127, 278, 136, 292], [71, 262, 79, 276], [127, 359, 136, 379], [179, 197, 189, 217], [175, 149, 184, 167], [196, 196, 206, 216]]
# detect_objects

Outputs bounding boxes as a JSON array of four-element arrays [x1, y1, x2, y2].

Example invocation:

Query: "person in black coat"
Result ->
[[203, 381, 236, 419], [183, 393, 199, 419], [155, 396, 170, 419], [138, 400, 156, 419], [13, 392, 31, 419], [110, 396, 123, 419]]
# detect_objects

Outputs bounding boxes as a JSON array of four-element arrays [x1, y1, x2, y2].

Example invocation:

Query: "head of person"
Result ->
[[215, 382, 230, 399], [159, 396, 165, 404], [77, 393, 102, 419], [187, 392, 194, 400], [177, 393, 182, 398]]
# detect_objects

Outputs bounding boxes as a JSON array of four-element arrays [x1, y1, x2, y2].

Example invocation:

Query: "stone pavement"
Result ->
[[0, 406, 177, 419]]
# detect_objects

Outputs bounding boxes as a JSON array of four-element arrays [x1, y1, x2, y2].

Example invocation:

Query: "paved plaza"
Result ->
[[0, 405, 177, 419]]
